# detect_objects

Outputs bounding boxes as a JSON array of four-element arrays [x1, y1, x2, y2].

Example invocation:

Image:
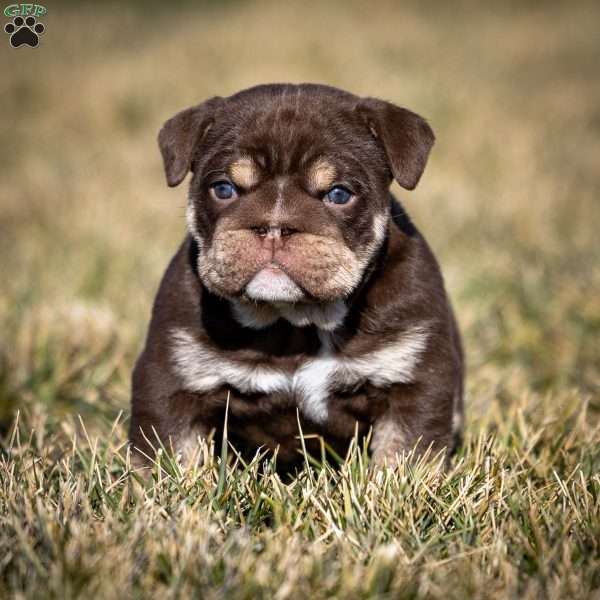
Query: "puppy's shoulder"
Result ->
[[354, 197, 452, 339], [384, 196, 445, 292], [390, 196, 419, 238], [144, 236, 202, 344]]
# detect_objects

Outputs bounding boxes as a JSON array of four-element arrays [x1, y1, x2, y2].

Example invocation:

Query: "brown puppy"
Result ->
[[129, 83, 463, 471]]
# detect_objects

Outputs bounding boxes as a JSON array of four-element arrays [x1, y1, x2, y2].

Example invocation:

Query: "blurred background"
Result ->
[[1, 0, 599, 434]]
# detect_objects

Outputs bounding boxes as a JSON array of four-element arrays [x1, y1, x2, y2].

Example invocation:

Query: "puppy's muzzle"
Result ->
[[245, 226, 305, 302]]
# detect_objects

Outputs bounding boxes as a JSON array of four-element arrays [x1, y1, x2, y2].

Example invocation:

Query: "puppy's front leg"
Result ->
[[370, 398, 455, 467], [370, 417, 411, 467], [129, 390, 210, 470]]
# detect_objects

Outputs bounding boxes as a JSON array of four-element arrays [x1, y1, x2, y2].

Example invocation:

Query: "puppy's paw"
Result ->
[[370, 418, 409, 468], [174, 434, 208, 471]]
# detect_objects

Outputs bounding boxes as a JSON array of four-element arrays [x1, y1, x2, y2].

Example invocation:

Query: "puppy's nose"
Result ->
[[252, 226, 297, 253]]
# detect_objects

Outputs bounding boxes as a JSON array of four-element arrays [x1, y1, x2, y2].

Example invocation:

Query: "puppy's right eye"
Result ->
[[210, 180, 238, 200]]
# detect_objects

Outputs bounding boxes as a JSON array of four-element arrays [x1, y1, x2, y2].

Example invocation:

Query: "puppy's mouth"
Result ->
[[244, 264, 306, 303], [198, 227, 366, 304]]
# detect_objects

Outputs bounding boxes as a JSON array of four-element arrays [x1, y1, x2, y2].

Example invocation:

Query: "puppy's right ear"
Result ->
[[158, 97, 222, 187]]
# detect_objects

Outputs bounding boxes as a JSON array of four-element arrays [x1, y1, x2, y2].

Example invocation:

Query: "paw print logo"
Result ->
[[4, 15, 45, 48]]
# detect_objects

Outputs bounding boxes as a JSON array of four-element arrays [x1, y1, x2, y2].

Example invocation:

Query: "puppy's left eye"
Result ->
[[210, 180, 238, 200], [324, 185, 353, 205]]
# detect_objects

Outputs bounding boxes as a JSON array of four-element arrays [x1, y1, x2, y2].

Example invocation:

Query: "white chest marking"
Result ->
[[230, 299, 348, 331], [170, 326, 428, 423]]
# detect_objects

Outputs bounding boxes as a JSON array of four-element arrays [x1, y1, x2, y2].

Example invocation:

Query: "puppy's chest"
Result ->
[[170, 325, 429, 424]]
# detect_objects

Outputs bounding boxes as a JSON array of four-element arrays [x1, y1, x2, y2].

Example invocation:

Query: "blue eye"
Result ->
[[210, 180, 237, 200], [324, 185, 353, 205]]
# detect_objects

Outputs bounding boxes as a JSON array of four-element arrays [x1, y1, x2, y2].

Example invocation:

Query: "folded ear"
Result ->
[[357, 97, 435, 190], [158, 96, 223, 187]]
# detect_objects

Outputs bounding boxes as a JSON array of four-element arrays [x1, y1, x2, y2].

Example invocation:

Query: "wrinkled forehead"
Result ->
[[224, 155, 339, 195], [200, 91, 384, 183]]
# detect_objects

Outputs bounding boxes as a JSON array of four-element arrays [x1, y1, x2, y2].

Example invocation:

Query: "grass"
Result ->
[[1, 1, 600, 597]]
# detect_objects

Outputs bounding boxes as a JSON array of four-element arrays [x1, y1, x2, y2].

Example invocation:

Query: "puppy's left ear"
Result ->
[[357, 98, 435, 190], [158, 96, 223, 187]]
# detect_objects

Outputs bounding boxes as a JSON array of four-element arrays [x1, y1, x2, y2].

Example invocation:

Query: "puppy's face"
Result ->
[[158, 84, 434, 305]]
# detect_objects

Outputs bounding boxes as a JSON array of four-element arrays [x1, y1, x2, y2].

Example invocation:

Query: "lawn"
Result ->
[[1, 1, 599, 597]]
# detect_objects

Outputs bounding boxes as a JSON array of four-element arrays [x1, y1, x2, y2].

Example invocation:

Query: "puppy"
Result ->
[[129, 83, 464, 471]]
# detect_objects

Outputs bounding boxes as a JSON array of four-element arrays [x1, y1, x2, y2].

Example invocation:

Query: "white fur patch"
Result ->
[[370, 418, 408, 465], [296, 327, 429, 422], [356, 212, 388, 271], [452, 387, 463, 437], [245, 268, 305, 303], [270, 178, 286, 223], [230, 301, 280, 329], [229, 299, 348, 331], [170, 325, 429, 424], [186, 200, 206, 252], [171, 329, 290, 395], [277, 300, 348, 331], [452, 410, 462, 436]]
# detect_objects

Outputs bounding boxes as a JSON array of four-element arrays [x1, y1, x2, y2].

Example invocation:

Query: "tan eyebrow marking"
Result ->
[[308, 159, 337, 191], [228, 156, 260, 188]]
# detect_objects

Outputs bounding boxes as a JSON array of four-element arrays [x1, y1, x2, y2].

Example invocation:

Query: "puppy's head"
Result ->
[[158, 84, 434, 305]]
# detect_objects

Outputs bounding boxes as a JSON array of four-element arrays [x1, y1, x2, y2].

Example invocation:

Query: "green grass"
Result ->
[[1, 1, 600, 597]]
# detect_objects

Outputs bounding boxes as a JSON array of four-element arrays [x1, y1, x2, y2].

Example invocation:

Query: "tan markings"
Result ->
[[175, 428, 209, 468], [370, 418, 408, 467], [308, 159, 337, 191], [229, 156, 259, 188]]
